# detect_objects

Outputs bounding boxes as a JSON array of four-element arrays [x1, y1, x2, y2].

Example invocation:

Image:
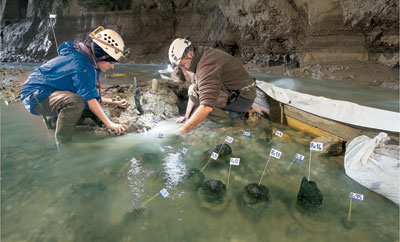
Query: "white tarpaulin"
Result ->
[[344, 132, 400, 204], [256, 82, 400, 133]]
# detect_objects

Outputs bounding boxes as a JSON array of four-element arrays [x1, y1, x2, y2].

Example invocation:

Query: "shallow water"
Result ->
[[2, 103, 399, 242]]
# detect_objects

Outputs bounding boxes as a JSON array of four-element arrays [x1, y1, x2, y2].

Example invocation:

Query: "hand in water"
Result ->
[[162, 123, 184, 136], [176, 116, 187, 123], [109, 122, 128, 135]]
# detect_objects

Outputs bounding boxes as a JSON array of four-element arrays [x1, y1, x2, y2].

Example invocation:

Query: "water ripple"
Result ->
[[126, 157, 154, 208], [162, 152, 187, 191]]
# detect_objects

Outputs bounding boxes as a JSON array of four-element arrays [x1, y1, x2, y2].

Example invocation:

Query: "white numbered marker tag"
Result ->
[[180, 148, 188, 155], [274, 130, 283, 137], [159, 188, 169, 198], [158, 133, 164, 139], [153, 120, 159, 124], [49, 14, 56, 18], [349, 192, 364, 201], [146, 92, 152, 97], [270, 148, 282, 159], [243, 131, 251, 137], [310, 142, 323, 151], [211, 152, 219, 160], [295, 153, 304, 162], [230, 158, 240, 166], [225, 136, 234, 143]]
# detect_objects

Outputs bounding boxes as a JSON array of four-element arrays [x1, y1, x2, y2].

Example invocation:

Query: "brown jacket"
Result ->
[[188, 46, 256, 108]]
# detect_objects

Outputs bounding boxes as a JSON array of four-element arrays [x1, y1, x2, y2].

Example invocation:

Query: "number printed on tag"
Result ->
[[225, 136, 234, 143], [211, 152, 219, 160], [243, 131, 251, 137], [274, 130, 283, 137], [230, 158, 240, 166], [159, 188, 169, 198], [310, 142, 323, 151], [180, 148, 188, 155], [158, 133, 164, 139], [270, 148, 282, 159], [349, 192, 364, 201], [295, 153, 304, 161], [153, 120, 159, 124]]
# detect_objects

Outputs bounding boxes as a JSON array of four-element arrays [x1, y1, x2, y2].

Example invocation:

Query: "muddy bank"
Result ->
[[0, 67, 184, 134], [0, 67, 30, 105], [97, 79, 182, 134]]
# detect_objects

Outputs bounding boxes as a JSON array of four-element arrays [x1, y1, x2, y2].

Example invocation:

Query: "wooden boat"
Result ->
[[253, 81, 400, 143]]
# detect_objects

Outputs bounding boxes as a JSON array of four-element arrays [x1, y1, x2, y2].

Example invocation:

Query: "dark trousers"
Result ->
[[34, 91, 85, 143], [188, 85, 254, 122], [207, 94, 254, 122]]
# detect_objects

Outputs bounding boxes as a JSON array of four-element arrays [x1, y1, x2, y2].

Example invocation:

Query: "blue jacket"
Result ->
[[20, 41, 100, 115]]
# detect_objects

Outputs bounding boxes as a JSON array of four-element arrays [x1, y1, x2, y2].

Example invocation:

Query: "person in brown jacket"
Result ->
[[169, 38, 256, 134]]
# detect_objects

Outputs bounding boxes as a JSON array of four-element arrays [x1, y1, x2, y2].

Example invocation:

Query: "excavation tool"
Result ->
[[49, 14, 58, 51], [134, 77, 144, 115]]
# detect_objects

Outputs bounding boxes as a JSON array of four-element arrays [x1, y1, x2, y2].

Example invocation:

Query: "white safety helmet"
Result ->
[[169, 38, 192, 66], [89, 26, 125, 61]]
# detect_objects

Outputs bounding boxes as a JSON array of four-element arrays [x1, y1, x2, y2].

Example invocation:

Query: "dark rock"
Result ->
[[207, 143, 232, 156], [201, 143, 232, 167], [243, 183, 269, 205], [197, 180, 231, 212], [199, 180, 226, 203], [296, 177, 323, 212], [237, 183, 270, 222]]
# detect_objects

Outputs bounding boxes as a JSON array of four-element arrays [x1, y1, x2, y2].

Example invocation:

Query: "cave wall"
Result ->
[[0, 0, 398, 66]]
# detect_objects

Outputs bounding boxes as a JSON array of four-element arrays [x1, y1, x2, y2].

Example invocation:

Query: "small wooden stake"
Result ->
[[143, 192, 159, 206], [226, 165, 232, 190], [347, 198, 353, 222], [258, 156, 271, 185], [287, 159, 296, 170], [307, 150, 312, 181]]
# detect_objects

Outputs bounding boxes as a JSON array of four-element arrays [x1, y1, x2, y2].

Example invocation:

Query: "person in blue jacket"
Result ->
[[20, 26, 127, 143]]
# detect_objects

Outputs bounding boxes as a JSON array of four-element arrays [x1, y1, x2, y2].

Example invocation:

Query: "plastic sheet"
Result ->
[[257, 82, 400, 133], [344, 133, 400, 204]]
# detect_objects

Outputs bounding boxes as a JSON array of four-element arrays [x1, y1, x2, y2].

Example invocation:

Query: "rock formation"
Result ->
[[1, 0, 398, 68]]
